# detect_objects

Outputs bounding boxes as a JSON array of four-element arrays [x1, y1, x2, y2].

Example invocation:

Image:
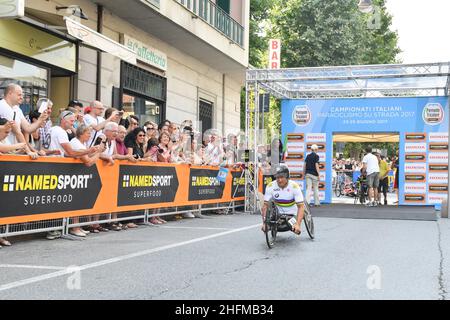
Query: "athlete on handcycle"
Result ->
[[261, 164, 304, 235]]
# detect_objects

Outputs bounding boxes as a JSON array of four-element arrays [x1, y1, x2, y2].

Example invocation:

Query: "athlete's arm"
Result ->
[[292, 183, 305, 234], [293, 202, 304, 234]]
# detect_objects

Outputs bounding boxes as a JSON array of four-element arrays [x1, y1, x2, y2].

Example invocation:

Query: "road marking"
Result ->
[[0, 264, 66, 270], [0, 223, 260, 292], [156, 226, 232, 230]]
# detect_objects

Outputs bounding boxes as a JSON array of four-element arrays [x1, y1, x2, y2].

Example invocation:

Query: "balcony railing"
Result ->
[[176, 0, 244, 47]]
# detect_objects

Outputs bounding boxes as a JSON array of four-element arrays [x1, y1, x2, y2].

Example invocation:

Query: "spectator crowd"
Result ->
[[0, 84, 246, 247]]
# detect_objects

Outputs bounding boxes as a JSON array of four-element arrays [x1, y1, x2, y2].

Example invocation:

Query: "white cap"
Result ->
[[311, 144, 319, 151]]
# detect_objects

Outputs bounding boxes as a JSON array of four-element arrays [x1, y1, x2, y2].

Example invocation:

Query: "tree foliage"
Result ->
[[243, 0, 401, 140]]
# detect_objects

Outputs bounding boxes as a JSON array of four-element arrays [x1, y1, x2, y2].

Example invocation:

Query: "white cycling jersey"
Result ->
[[264, 180, 304, 215]]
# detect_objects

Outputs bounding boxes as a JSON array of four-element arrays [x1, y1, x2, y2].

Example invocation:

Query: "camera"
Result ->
[[94, 136, 105, 146], [158, 148, 164, 154]]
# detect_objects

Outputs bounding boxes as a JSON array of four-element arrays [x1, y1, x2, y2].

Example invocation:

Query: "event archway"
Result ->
[[245, 63, 450, 212]]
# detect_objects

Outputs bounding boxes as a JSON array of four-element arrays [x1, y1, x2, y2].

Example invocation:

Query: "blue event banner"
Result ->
[[281, 97, 449, 206]]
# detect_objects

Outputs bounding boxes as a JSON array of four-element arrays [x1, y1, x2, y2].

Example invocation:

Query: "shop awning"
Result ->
[[65, 17, 137, 65]]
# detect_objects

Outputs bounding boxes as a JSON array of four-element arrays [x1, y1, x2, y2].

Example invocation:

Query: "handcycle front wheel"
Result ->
[[303, 202, 315, 240], [264, 204, 278, 249]]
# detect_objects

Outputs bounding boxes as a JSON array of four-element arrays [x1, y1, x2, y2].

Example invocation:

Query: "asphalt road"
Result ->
[[0, 211, 448, 300]]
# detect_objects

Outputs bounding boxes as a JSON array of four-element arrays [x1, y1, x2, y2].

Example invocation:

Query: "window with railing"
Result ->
[[176, 0, 244, 47]]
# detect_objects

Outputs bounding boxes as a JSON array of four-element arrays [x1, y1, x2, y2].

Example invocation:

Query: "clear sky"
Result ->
[[385, 0, 450, 64]]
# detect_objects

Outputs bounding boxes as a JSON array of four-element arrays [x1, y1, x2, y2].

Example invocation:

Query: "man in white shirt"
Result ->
[[49, 110, 99, 158], [205, 131, 224, 166], [0, 84, 49, 159], [84, 100, 121, 147], [362, 146, 380, 207]]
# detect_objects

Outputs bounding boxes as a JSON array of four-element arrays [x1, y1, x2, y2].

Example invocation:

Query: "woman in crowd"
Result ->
[[144, 121, 158, 141], [144, 137, 168, 224], [68, 124, 104, 236], [144, 137, 160, 162], [126, 127, 146, 160], [157, 132, 173, 163]]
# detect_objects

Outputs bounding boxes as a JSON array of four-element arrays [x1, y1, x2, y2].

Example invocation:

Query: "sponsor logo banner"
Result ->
[[429, 132, 448, 143], [118, 165, 178, 206], [286, 162, 304, 172], [307, 191, 325, 202], [428, 152, 448, 164], [404, 163, 427, 173], [405, 174, 426, 183], [287, 142, 305, 153], [405, 153, 426, 162], [429, 164, 449, 172], [319, 172, 326, 181], [306, 133, 326, 143], [292, 105, 312, 126], [231, 171, 245, 198], [428, 173, 448, 184], [318, 163, 326, 171], [405, 143, 427, 153], [404, 194, 426, 203], [423, 103, 444, 125], [0, 162, 101, 218], [428, 193, 447, 204], [188, 168, 225, 201], [316, 152, 326, 162], [286, 153, 304, 161], [405, 133, 427, 142], [290, 172, 304, 180], [318, 182, 326, 191], [287, 133, 304, 142], [404, 183, 427, 194], [429, 185, 449, 193], [429, 143, 448, 152]]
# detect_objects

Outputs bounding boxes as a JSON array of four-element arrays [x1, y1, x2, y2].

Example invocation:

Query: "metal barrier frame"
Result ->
[[0, 201, 245, 238]]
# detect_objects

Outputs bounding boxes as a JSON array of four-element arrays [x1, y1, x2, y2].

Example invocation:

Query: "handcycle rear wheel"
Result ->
[[264, 203, 278, 249], [303, 202, 315, 239]]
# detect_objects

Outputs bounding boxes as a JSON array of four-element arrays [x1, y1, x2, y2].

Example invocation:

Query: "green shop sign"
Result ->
[[124, 35, 167, 71]]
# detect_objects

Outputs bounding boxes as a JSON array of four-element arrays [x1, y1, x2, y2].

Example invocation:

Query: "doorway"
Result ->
[[331, 132, 400, 206]]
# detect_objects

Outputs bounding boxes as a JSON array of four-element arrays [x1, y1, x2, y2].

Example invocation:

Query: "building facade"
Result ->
[[0, 0, 249, 135]]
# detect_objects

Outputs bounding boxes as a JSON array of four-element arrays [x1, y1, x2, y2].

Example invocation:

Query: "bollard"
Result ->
[[441, 197, 448, 218]]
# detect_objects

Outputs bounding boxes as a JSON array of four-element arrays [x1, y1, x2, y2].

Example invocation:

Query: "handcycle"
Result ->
[[263, 200, 314, 249], [354, 180, 368, 205]]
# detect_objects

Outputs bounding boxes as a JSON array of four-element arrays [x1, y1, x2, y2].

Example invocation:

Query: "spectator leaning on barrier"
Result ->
[[67, 124, 105, 237], [205, 131, 224, 166], [157, 131, 173, 163], [304, 144, 321, 207], [362, 146, 380, 207], [115, 125, 128, 156], [0, 83, 48, 159], [126, 127, 146, 160], [69, 124, 104, 167], [144, 137, 159, 162], [101, 122, 137, 163], [49, 110, 100, 158], [0, 117, 27, 155], [26, 110, 42, 151]]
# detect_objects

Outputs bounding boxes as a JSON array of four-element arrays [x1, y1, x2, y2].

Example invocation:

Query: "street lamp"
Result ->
[[358, 0, 374, 13]]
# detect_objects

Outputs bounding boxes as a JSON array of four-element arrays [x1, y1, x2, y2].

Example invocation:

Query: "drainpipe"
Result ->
[[96, 5, 103, 101]]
